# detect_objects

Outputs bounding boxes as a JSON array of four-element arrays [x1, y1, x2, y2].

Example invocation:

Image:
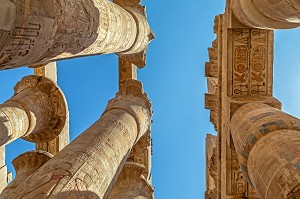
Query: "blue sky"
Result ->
[[0, 1, 300, 199]]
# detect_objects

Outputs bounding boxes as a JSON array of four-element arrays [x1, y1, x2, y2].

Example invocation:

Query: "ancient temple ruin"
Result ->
[[0, 0, 154, 198], [205, 0, 300, 198]]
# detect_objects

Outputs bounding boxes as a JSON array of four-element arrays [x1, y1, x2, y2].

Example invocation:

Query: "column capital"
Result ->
[[12, 75, 67, 143], [1, 150, 52, 197]]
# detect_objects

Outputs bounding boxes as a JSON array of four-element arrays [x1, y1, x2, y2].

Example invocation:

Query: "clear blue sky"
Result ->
[[0, 1, 300, 198]]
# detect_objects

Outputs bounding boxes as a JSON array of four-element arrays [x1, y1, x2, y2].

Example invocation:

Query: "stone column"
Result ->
[[0, 75, 67, 146], [231, 0, 300, 29], [231, 103, 300, 198], [34, 62, 70, 155], [1, 80, 152, 199], [1, 150, 52, 196], [108, 162, 154, 199], [0, 0, 153, 70]]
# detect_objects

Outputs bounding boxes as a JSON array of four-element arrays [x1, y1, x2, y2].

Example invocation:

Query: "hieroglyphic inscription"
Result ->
[[0, 0, 147, 69], [227, 137, 259, 198], [231, 29, 272, 97], [0, 23, 40, 67]]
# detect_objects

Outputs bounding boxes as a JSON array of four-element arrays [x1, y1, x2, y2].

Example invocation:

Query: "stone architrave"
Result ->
[[231, 0, 300, 29], [231, 103, 300, 198], [0, 0, 153, 70], [108, 162, 154, 199], [0, 75, 67, 146], [0, 80, 152, 199], [34, 62, 70, 155]]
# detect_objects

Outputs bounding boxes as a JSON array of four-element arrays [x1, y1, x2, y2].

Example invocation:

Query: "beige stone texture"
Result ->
[[205, 134, 217, 199], [34, 62, 70, 155], [231, 103, 300, 198], [1, 150, 53, 197], [231, 0, 300, 29], [0, 0, 153, 70], [0, 75, 67, 146], [0, 80, 152, 199], [108, 162, 154, 199]]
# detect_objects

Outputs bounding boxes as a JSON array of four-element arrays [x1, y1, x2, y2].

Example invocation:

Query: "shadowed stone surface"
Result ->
[[0, 75, 67, 146], [1, 150, 53, 196], [108, 162, 154, 199], [231, 103, 300, 198]]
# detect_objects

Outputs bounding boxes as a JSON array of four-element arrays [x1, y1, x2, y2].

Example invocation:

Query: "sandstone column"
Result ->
[[0, 0, 153, 70], [231, 103, 300, 198], [231, 0, 300, 29], [108, 162, 154, 199], [0, 75, 67, 146], [0, 80, 152, 199]]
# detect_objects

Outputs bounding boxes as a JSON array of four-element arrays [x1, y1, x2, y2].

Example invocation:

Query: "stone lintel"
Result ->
[[33, 62, 70, 155], [33, 62, 57, 82], [119, 57, 137, 89]]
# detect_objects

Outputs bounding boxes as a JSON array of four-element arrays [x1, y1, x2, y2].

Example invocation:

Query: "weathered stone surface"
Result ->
[[108, 162, 154, 199], [205, 134, 217, 199], [0, 0, 153, 70], [34, 62, 70, 155], [231, 103, 300, 198], [1, 80, 152, 199], [1, 150, 53, 197], [231, 0, 300, 29], [0, 75, 67, 146]]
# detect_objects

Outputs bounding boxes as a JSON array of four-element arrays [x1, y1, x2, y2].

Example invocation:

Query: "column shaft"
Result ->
[[232, 0, 300, 29], [231, 103, 300, 198], [0, 80, 151, 199], [0, 0, 152, 70]]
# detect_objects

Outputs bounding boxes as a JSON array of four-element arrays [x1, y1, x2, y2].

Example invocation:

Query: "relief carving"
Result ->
[[230, 29, 273, 97]]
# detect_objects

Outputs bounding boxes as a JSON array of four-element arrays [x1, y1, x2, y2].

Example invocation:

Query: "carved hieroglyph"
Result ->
[[0, 80, 152, 199], [231, 0, 300, 29], [0, 75, 67, 146], [231, 103, 300, 198], [0, 0, 153, 70], [229, 29, 273, 97]]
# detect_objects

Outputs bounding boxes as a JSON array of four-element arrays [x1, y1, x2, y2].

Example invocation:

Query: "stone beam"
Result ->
[[0, 0, 154, 70], [0, 146, 11, 193], [1, 80, 152, 199], [0, 75, 67, 146], [1, 150, 52, 197], [34, 62, 70, 155], [231, 0, 300, 29], [119, 57, 137, 89], [108, 162, 154, 199], [231, 103, 300, 198]]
